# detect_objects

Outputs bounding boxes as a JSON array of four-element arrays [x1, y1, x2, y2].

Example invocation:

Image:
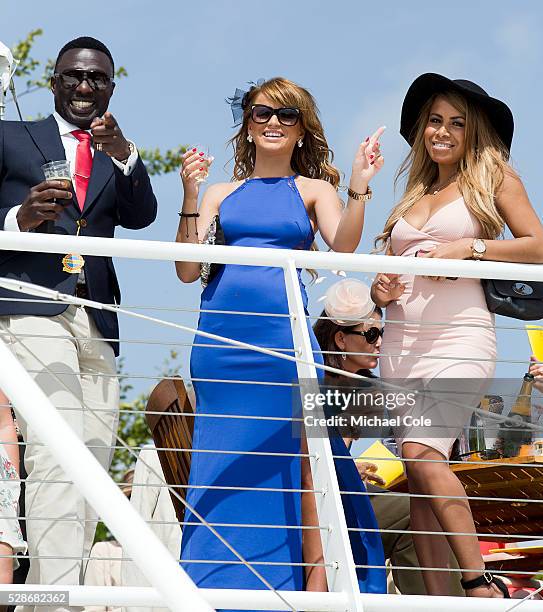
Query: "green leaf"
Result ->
[[140, 145, 188, 176]]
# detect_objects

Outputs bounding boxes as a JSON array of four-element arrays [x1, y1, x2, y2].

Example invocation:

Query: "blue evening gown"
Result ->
[[180, 176, 385, 606]]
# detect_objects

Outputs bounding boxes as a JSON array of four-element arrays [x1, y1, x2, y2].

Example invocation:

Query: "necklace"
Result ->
[[429, 173, 457, 195]]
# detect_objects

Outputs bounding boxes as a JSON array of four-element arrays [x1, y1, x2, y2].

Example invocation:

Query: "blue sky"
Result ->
[[3, 1, 543, 423]]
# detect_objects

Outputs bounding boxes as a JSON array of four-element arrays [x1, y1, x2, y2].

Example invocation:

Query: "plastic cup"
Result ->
[[526, 325, 543, 362], [40, 160, 73, 233], [42, 160, 72, 183], [42, 160, 73, 207]]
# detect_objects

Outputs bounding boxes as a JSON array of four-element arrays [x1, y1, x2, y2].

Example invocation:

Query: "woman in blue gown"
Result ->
[[175, 77, 386, 602]]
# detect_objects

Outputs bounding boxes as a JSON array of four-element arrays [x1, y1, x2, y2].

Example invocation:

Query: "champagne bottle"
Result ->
[[501, 373, 534, 457], [468, 397, 490, 459]]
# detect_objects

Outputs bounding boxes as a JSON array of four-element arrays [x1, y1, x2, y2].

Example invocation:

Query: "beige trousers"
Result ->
[[1, 305, 119, 612]]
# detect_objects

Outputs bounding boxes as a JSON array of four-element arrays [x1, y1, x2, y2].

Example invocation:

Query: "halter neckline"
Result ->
[[246, 174, 298, 182]]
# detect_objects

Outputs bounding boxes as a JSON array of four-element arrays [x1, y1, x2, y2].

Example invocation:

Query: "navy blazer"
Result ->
[[0, 115, 158, 355]]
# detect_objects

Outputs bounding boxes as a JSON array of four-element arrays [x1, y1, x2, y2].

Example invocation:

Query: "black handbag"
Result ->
[[200, 215, 225, 288], [481, 278, 543, 320]]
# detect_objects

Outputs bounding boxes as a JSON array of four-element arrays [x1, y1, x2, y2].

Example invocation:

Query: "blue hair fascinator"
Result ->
[[227, 78, 266, 126]]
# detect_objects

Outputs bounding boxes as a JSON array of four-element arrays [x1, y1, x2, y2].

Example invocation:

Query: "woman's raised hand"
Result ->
[[350, 126, 386, 193], [180, 148, 212, 200]]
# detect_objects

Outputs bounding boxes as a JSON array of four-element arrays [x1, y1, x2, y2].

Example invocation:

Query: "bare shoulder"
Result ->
[[203, 181, 241, 201], [295, 177, 337, 202], [202, 181, 244, 208], [496, 165, 528, 200]]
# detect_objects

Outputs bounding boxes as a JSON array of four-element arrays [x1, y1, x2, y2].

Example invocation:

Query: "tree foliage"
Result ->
[[8, 30, 185, 176]]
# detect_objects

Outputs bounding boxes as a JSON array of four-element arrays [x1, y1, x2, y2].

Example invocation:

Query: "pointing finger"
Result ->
[[102, 112, 118, 129], [369, 125, 386, 144]]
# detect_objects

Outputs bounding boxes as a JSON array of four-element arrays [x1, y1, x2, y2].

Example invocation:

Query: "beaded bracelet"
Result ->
[[178, 212, 200, 238]]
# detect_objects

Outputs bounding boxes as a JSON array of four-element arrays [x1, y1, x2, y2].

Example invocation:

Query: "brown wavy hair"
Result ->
[[375, 90, 510, 251], [229, 77, 340, 280], [313, 307, 383, 375], [229, 77, 340, 187]]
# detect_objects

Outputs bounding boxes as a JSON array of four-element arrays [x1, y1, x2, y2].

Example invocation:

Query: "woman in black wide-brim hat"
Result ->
[[371, 73, 543, 598]]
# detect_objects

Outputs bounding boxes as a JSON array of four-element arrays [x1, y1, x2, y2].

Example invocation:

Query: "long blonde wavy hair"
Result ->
[[375, 90, 510, 251], [229, 77, 340, 280]]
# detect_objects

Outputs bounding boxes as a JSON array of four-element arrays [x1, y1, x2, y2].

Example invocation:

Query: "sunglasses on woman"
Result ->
[[344, 327, 384, 344], [251, 104, 300, 126]]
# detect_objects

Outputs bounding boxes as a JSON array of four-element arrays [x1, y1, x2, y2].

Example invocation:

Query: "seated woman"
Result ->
[[314, 278, 432, 596]]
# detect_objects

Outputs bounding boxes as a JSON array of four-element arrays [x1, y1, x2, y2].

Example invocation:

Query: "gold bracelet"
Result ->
[[347, 186, 372, 202]]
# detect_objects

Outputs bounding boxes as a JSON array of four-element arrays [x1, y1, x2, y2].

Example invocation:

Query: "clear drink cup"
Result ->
[[190, 145, 213, 184], [39, 160, 73, 233], [42, 159, 72, 181], [41, 160, 73, 207]]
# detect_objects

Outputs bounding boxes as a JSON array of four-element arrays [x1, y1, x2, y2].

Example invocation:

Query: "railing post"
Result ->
[[0, 338, 214, 612], [283, 260, 364, 612]]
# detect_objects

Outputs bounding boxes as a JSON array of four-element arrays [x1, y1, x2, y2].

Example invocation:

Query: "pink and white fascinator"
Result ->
[[322, 278, 375, 326]]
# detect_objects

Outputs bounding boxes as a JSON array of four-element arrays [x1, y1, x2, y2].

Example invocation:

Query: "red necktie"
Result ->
[[71, 130, 93, 211]]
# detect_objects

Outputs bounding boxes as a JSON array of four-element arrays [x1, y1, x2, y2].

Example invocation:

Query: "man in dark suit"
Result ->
[[0, 36, 157, 604]]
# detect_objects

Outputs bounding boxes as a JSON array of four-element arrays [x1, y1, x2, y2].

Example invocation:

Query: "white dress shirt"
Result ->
[[3, 112, 139, 231]]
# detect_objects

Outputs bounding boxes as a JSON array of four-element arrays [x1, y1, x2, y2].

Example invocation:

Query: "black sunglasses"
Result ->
[[251, 104, 300, 126], [54, 70, 113, 91], [344, 327, 384, 344]]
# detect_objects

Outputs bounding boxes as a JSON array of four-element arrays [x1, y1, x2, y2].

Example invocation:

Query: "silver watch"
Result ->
[[471, 238, 486, 260]]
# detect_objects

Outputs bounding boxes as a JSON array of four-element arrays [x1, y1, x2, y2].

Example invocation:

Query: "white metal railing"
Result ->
[[1, 231, 543, 611], [3, 230, 543, 281]]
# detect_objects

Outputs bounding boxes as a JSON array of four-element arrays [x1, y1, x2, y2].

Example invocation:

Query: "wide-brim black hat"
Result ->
[[400, 73, 514, 151]]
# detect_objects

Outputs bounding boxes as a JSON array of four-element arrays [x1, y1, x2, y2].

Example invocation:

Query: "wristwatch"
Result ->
[[471, 238, 486, 260], [347, 186, 372, 202]]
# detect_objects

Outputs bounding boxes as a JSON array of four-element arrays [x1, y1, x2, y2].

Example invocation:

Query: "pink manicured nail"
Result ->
[[192, 148, 197, 152], [370, 161, 375, 165], [199, 151, 204, 156], [370, 154, 375, 159], [365, 137, 369, 142]]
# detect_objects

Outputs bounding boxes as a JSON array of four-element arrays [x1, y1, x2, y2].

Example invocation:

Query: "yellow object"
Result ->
[[488, 544, 543, 555], [526, 325, 543, 362], [357, 440, 404, 488]]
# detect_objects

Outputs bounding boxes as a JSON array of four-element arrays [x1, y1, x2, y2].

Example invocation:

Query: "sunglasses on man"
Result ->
[[250, 104, 300, 126], [54, 70, 113, 91], [344, 327, 384, 345]]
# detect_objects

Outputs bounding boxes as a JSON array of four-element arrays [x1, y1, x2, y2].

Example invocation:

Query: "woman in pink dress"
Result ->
[[371, 73, 543, 598]]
